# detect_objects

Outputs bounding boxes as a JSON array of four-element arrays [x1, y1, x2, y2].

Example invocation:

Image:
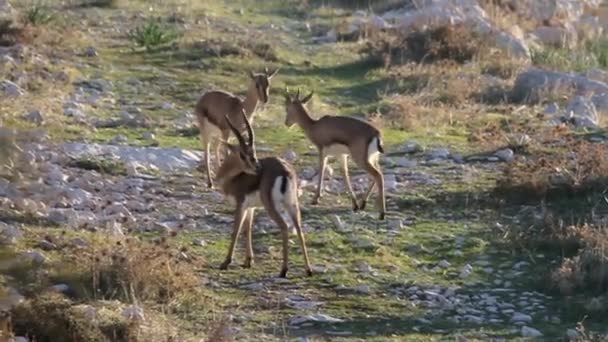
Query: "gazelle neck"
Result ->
[[294, 105, 316, 132], [242, 81, 259, 119]]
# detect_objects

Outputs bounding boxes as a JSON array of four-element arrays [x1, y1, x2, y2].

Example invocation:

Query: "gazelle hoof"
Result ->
[[359, 200, 367, 211], [311, 198, 320, 205], [379, 212, 385, 220], [352, 199, 360, 212], [219, 261, 231, 270], [279, 268, 288, 278], [305, 269, 313, 277], [207, 182, 214, 189], [242, 260, 254, 268]]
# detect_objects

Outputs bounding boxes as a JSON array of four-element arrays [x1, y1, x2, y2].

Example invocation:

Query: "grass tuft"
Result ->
[[22, 5, 55, 26], [128, 19, 179, 50]]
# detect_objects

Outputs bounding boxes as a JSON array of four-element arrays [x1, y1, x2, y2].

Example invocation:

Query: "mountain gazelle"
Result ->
[[195, 67, 279, 188], [283, 88, 386, 220], [214, 111, 313, 278]]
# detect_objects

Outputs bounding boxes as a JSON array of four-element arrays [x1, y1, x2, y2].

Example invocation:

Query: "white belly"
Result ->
[[324, 143, 350, 157]]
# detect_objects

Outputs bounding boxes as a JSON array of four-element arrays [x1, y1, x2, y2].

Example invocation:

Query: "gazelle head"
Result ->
[[284, 87, 313, 127], [249, 67, 279, 104], [217, 110, 261, 180]]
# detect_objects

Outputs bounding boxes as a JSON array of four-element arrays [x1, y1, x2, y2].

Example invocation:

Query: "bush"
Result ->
[[551, 226, 608, 296], [495, 140, 608, 202], [364, 24, 487, 67], [128, 20, 179, 50], [55, 235, 202, 304], [0, 18, 35, 47], [22, 5, 55, 26]]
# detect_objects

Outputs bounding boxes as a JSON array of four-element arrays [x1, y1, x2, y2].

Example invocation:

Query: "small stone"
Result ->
[[0, 222, 22, 244], [521, 326, 543, 338], [511, 312, 532, 324], [403, 141, 422, 153], [387, 219, 404, 230], [353, 284, 371, 295], [427, 148, 450, 160], [438, 260, 451, 268], [38, 239, 57, 251], [192, 238, 206, 247], [83, 47, 98, 57], [71, 237, 88, 248], [281, 150, 297, 162], [394, 157, 417, 167], [22, 250, 46, 264], [566, 328, 579, 341], [142, 132, 155, 140], [160, 101, 174, 110], [544, 102, 559, 115], [495, 148, 514, 162], [23, 110, 44, 125], [122, 305, 145, 321], [1, 80, 25, 97], [50, 284, 70, 293]]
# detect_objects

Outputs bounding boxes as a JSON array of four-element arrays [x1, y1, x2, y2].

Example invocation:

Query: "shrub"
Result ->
[[22, 5, 55, 26], [495, 140, 608, 202], [0, 19, 34, 47], [55, 235, 202, 305], [551, 226, 608, 296], [128, 20, 179, 50], [364, 24, 487, 67], [68, 158, 127, 176]]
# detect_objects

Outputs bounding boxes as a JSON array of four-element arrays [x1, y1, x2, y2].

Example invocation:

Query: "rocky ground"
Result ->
[[1, 0, 608, 341]]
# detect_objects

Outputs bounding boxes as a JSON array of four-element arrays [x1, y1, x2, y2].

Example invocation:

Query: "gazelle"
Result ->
[[283, 88, 386, 220], [195, 67, 279, 188], [214, 111, 313, 278]]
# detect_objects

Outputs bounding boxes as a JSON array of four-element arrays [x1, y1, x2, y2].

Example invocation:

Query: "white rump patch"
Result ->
[[271, 176, 298, 236], [367, 137, 381, 164]]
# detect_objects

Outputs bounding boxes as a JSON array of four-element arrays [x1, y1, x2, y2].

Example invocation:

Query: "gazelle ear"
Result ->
[[301, 91, 314, 104]]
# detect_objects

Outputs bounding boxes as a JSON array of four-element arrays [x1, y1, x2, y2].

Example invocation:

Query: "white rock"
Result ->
[[122, 305, 145, 321], [566, 328, 579, 340], [23, 110, 44, 125], [353, 284, 371, 294], [544, 102, 560, 115], [22, 250, 46, 264], [521, 326, 543, 338], [1, 80, 25, 97], [0, 222, 22, 244], [387, 219, 404, 230], [512, 312, 533, 324], [281, 150, 297, 162], [495, 148, 514, 162], [394, 157, 417, 167], [564, 95, 599, 127], [427, 148, 450, 160], [438, 260, 451, 268], [142, 132, 155, 140], [60, 143, 203, 173], [289, 314, 343, 326]]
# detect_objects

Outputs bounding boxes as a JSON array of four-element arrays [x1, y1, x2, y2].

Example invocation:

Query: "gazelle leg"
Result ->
[[202, 136, 213, 189], [286, 198, 313, 277], [340, 154, 359, 212], [312, 150, 327, 205], [242, 208, 255, 268], [358, 180, 376, 211], [261, 191, 293, 278], [353, 144, 386, 220], [220, 204, 247, 270]]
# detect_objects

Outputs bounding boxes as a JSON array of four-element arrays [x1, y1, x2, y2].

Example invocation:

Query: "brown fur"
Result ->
[[195, 68, 278, 188], [214, 112, 313, 278], [284, 89, 386, 220]]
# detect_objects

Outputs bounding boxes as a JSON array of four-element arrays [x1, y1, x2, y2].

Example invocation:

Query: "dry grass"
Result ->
[[364, 24, 490, 67], [53, 233, 204, 305], [495, 139, 608, 201], [551, 225, 608, 296]]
